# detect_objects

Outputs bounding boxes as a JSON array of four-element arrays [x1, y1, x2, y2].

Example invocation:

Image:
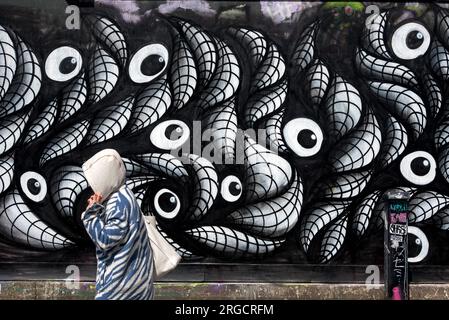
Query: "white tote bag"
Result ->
[[142, 214, 181, 279]]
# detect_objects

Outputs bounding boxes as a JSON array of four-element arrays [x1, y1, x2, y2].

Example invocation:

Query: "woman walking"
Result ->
[[81, 148, 155, 300]]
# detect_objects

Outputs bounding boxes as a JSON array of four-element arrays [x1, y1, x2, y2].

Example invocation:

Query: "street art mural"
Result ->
[[1, 1, 449, 266]]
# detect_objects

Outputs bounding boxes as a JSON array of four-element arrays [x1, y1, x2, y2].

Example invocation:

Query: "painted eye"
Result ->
[[150, 120, 190, 150], [390, 22, 430, 60], [128, 43, 168, 83], [220, 175, 242, 202], [400, 151, 436, 185], [153, 188, 180, 219], [407, 226, 429, 263], [283, 118, 323, 157], [20, 171, 48, 202], [45, 46, 83, 82]]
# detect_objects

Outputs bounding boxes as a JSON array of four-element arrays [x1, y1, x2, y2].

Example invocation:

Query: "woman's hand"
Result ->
[[87, 192, 103, 210]]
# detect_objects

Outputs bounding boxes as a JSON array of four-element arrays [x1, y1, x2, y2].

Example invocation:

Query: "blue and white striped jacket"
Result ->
[[82, 185, 154, 300]]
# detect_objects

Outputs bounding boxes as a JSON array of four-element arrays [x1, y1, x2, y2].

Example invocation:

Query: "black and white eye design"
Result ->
[[185, 226, 284, 258], [20, 171, 47, 202], [153, 188, 180, 219], [220, 175, 242, 202], [150, 120, 190, 150], [400, 151, 436, 185], [128, 44, 168, 84], [283, 118, 323, 157], [0, 189, 73, 250], [390, 22, 431, 60], [407, 226, 429, 263], [45, 46, 83, 82]]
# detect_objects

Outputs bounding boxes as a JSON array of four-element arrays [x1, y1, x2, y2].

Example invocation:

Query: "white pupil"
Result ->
[[311, 134, 317, 141], [423, 160, 429, 167], [235, 184, 241, 191]]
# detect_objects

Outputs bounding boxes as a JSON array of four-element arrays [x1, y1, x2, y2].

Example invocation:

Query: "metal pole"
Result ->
[[383, 190, 411, 300]]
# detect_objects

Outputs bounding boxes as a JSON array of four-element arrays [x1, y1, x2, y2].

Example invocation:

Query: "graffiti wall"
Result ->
[[0, 0, 449, 267]]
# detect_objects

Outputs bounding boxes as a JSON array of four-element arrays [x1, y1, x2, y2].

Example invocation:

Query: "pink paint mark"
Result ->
[[95, 0, 142, 23], [390, 213, 407, 224], [392, 286, 402, 300]]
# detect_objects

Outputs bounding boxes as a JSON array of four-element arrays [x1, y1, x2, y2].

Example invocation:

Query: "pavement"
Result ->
[[1, 242, 449, 299]]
